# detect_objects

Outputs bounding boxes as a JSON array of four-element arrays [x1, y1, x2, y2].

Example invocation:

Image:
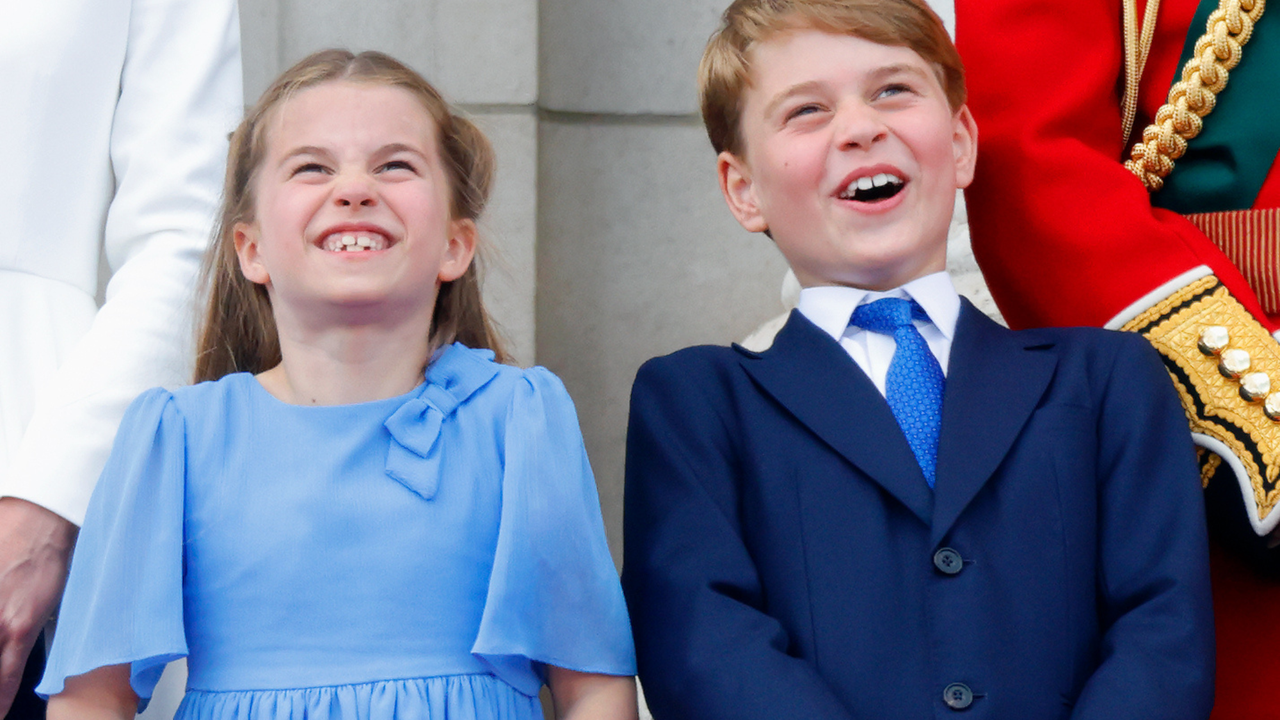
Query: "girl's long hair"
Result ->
[[194, 49, 508, 383]]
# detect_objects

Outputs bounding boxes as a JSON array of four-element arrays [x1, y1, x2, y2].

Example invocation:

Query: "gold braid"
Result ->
[[1122, 0, 1163, 147], [1125, 0, 1266, 191]]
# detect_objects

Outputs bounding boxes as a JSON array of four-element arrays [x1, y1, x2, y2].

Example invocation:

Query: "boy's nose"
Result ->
[[835, 104, 889, 150]]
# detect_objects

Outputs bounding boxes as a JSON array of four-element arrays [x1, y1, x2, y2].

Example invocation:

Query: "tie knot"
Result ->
[[850, 297, 927, 335]]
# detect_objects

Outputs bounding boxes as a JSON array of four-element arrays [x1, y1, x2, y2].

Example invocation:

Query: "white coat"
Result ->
[[0, 0, 243, 525]]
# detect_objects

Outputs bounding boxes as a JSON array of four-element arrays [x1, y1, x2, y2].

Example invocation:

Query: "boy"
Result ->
[[620, 0, 1215, 718]]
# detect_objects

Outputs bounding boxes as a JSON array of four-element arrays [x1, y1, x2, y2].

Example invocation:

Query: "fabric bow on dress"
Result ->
[[383, 345, 500, 501]]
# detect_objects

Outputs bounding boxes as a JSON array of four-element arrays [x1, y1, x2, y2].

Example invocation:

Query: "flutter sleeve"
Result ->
[[472, 367, 636, 695], [37, 387, 187, 709]]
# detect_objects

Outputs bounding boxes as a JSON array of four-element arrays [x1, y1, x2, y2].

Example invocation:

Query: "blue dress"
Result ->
[[37, 344, 635, 719]]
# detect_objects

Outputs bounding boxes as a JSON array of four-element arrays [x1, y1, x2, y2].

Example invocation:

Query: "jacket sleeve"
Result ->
[[4, 0, 243, 525], [954, 0, 1271, 332], [955, 0, 1280, 539], [1070, 334, 1215, 719], [622, 357, 859, 720]]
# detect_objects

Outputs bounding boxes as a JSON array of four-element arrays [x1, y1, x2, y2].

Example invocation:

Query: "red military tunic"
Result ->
[[956, 0, 1280, 716]]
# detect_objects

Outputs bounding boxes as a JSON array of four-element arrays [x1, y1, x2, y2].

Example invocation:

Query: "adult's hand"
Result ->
[[0, 497, 77, 716]]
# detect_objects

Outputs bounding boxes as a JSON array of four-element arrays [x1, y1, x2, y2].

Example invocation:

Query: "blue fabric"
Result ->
[[849, 298, 944, 487], [623, 304, 1213, 720], [38, 343, 634, 718]]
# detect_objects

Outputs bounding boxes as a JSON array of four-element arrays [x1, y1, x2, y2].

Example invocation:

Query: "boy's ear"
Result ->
[[717, 151, 769, 234], [234, 222, 271, 285], [952, 105, 979, 189], [438, 218, 478, 283]]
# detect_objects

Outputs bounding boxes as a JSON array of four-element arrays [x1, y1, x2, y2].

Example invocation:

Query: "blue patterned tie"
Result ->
[[850, 298, 945, 487]]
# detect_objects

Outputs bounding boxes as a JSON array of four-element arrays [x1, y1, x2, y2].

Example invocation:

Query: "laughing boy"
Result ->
[[621, 0, 1215, 717]]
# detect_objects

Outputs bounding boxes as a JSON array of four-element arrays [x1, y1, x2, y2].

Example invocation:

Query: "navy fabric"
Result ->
[[622, 302, 1214, 720], [849, 298, 944, 487]]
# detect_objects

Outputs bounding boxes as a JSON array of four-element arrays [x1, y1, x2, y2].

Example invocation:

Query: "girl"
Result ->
[[36, 50, 637, 720]]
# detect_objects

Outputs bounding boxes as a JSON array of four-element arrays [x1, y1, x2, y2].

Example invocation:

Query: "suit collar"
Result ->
[[738, 300, 1057, 539], [739, 310, 934, 525]]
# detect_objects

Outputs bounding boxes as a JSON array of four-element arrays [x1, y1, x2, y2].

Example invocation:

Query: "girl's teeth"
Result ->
[[324, 233, 385, 252], [856, 176, 874, 190]]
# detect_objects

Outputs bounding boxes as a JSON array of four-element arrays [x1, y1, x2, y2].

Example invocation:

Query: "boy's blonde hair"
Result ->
[[195, 49, 507, 382], [699, 0, 966, 156]]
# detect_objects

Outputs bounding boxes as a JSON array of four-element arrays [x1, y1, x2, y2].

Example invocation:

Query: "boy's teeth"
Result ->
[[841, 172, 906, 200]]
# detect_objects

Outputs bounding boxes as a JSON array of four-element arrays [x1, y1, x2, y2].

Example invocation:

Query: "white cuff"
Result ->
[[1104, 266, 1214, 330]]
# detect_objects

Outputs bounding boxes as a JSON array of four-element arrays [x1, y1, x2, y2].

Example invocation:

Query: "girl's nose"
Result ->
[[333, 175, 377, 208]]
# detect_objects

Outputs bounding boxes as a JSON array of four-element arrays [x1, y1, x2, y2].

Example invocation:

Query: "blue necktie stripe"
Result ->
[[849, 298, 945, 488]]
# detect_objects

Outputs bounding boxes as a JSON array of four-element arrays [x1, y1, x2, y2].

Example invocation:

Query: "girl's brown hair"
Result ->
[[194, 49, 508, 382]]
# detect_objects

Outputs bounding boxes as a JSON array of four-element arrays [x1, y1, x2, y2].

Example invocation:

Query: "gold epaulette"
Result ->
[[1123, 275, 1280, 525]]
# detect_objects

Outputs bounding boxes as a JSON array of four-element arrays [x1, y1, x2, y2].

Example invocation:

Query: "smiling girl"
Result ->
[[35, 49, 637, 720]]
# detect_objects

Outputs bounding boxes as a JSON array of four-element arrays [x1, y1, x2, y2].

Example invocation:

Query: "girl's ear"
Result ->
[[718, 151, 769, 233], [438, 218, 478, 283], [234, 222, 271, 285]]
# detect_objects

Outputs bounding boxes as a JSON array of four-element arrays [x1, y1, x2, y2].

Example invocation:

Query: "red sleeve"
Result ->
[[954, 0, 1274, 331]]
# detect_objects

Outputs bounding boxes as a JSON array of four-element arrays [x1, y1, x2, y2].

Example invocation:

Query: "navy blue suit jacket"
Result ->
[[622, 302, 1214, 719]]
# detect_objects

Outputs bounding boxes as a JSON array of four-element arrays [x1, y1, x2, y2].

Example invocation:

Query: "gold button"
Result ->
[[1266, 393, 1280, 422], [1220, 349, 1252, 379], [1199, 326, 1230, 355], [1241, 373, 1271, 402]]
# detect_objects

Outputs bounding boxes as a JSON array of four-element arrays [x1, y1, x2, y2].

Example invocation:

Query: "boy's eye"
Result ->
[[876, 83, 914, 100], [786, 103, 823, 121]]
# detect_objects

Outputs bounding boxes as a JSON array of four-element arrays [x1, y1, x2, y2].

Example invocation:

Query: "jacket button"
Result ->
[[933, 547, 963, 575], [943, 682, 974, 710]]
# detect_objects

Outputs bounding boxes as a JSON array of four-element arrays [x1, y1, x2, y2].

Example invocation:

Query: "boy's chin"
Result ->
[[792, 254, 948, 292]]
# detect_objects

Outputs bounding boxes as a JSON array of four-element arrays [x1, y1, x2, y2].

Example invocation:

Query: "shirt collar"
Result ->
[[796, 271, 960, 342]]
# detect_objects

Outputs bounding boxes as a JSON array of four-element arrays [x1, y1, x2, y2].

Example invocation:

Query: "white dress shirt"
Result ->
[[0, 0, 243, 525], [796, 272, 961, 397]]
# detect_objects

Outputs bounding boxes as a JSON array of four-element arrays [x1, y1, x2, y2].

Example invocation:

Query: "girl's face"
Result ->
[[234, 81, 475, 328]]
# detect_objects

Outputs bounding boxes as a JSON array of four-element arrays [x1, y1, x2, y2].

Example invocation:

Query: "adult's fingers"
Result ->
[[0, 498, 77, 716], [0, 637, 34, 718]]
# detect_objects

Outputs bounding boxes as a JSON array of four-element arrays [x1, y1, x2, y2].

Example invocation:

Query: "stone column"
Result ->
[[538, 0, 792, 565]]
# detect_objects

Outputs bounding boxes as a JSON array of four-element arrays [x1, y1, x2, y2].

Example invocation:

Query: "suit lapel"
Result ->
[[740, 311, 933, 525], [930, 301, 1058, 546]]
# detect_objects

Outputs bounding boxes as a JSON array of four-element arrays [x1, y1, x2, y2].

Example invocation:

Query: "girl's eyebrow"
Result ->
[[374, 142, 430, 160], [277, 143, 429, 165], [279, 145, 331, 164]]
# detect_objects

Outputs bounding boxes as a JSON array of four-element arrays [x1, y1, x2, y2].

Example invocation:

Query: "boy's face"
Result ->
[[718, 30, 976, 291]]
